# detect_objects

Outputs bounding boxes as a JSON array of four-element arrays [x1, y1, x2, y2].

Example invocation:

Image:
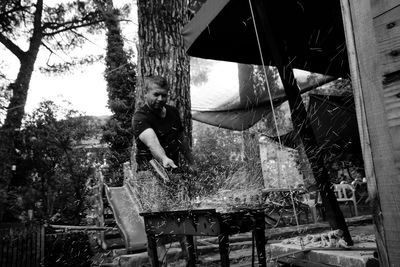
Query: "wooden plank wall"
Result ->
[[371, 0, 400, 18], [340, 0, 400, 266], [375, 5, 400, 147]]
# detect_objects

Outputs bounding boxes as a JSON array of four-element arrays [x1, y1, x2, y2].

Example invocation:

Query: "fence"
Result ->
[[0, 223, 45, 267]]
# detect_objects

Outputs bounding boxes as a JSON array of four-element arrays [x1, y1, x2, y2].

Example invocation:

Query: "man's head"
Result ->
[[144, 76, 169, 111]]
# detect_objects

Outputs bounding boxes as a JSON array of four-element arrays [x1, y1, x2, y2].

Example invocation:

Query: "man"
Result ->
[[133, 75, 191, 173], [132, 75, 192, 266]]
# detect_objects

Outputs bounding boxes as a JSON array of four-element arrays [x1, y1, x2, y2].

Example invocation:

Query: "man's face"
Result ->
[[144, 84, 168, 111]]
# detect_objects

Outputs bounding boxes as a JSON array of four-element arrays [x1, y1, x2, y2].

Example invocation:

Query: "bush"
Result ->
[[45, 231, 93, 267], [192, 122, 264, 197]]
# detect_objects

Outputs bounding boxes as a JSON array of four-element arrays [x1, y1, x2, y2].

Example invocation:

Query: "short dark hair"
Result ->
[[144, 76, 169, 92]]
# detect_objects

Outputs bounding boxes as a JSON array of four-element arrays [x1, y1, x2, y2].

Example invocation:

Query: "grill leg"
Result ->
[[147, 234, 159, 267], [186, 235, 196, 267], [218, 233, 230, 267], [255, 214, 267, 267]]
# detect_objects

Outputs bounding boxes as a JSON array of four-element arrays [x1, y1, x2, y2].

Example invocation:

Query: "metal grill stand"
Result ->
[[140, 209, 267, 267]]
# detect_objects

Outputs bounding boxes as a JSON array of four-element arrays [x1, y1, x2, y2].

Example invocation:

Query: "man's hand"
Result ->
[[139, 128, 177, 169], [161, 157, 177, 169]]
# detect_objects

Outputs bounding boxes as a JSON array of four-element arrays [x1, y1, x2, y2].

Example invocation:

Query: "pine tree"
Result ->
[[0, 0, 104, 221], [96, 0, 136, 184]]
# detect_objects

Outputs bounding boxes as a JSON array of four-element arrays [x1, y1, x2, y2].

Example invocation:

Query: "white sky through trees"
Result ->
[[1, 1, 310, 118], [0, 0, 137, 117], [1, 4, 239, 117]]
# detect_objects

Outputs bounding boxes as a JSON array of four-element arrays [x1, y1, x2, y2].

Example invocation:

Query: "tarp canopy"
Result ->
[[191, 68, 336, 130], [183, 0, 349, 77], [184, 0, 349, 131]]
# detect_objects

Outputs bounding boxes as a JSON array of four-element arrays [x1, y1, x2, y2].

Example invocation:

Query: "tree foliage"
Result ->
[[190, 57, 213, 86], [1, 1, 104, 64], [192, 120, 265, 197], [96, 0, 136, 185], [0, 0, 105, 221], [5, 101, 102, 223], [0, 82, 11, 124], [192, 122, 242, 196]]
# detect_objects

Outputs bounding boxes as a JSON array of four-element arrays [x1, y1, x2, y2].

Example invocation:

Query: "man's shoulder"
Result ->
[[132, 106, 152, 136], [134, 104, 150, 114], [133, 105, 151, 118]]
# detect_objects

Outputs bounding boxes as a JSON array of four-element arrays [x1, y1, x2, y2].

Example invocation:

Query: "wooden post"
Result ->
[[146, 233, 159, 267], [254, 213, 266, 267], [218, 233, 230, 267], [39, 224, 45, 267], [340, 0, 400, 265], [186, 235, 196, 267], [250, 0, 353, 245]]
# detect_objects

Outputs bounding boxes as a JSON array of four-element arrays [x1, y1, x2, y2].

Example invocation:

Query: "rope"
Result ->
[[248, 0, 302, 241]]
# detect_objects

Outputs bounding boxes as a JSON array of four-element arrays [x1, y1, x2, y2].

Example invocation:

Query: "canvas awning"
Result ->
[[182, 0, 349, 78], [184, 0, 348, 130], [191, 72, 336, 130], [183, 1, 356, 244]]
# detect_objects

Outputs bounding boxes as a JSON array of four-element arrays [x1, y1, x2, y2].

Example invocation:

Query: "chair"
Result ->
[[302, 190, 325, 223], [299, 191, 318, 223], [333, 183, 358, 217]]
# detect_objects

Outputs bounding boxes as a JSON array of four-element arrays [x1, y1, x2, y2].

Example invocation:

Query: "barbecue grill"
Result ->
[[140, 208, 267, 267]]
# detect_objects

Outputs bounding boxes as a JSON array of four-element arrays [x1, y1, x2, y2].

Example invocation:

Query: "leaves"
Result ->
[[0, 0, 33, 34], [190, 57, 213, 86], [11, 100, 104, 223], [99, 0, 136, 184], [0, 0, 112, 222], [38, 54, 104, 75]]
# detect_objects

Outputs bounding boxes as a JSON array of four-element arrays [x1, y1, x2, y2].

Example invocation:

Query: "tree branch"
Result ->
[[43, 20, 83, 31], [70, 29, 99, 47], [0, 33, 25, 60], [40, 41, 57, 65], [28, 0, 43, 54], [43, 20, 104, 36], [1, 5, 29, 17]]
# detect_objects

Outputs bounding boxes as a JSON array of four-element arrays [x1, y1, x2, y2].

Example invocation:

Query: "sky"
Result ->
[[28, 63, 110, 115], [0, 1, 243, 117], [1, 1, 137, 117], [2, 43, 112, 116], [1, 1, 312, 118]]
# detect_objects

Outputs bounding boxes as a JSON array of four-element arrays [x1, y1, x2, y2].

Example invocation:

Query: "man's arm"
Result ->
[[139, 128, 177, 168]]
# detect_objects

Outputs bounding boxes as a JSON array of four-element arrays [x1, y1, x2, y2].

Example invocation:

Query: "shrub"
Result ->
[[45, 231, 93, 267]]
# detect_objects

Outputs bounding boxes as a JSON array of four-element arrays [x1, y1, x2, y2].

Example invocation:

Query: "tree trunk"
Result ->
[[237, 64, 264, 186], [238, 64, 255, 162], [238, 64, 256, 110], [0, 0, 43, 222], [137, 0, 192, 151], [296, 139, 315, 189], [0, 55, 40, 221]]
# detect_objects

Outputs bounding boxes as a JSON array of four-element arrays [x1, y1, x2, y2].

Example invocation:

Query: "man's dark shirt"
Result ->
[[132, 104, 183, 171]]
